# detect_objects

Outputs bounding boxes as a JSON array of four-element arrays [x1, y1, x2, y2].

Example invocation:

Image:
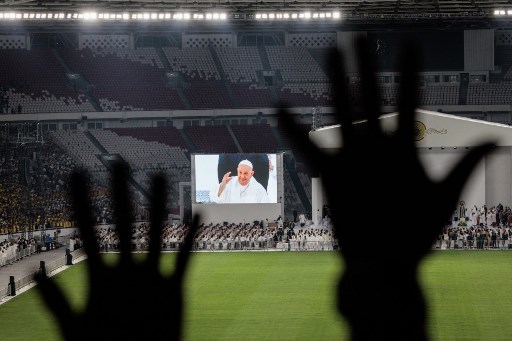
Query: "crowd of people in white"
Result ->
[[0, 237, 37, 267], [435, 202, 512, 250], [93, 219, 337, 252]]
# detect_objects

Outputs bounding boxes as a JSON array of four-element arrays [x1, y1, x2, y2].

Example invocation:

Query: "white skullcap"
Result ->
[[238, 159, 253, 169]]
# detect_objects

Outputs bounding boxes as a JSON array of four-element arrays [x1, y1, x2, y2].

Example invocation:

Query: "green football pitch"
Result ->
[[1, 251, 512, 340]]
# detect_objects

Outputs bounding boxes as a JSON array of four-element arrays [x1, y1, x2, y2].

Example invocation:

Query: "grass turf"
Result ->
[[1, 251, 512, 340]]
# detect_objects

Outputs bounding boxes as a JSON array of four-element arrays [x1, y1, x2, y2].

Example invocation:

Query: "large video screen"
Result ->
[[194, 153, 278, 204]]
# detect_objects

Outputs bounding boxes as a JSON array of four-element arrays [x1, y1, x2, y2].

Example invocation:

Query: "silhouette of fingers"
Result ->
[[327, 47, 353, 150], [174, 214, 200, 283], [355, 36, 381, 138], [69, 169, 101, 271], [110, 161, 134, 263], [34, 273, 74, 335], [147, 173, 167, 269]]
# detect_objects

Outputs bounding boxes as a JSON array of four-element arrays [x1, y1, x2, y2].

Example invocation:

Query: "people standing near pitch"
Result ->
[[210, 159, 269, 203]]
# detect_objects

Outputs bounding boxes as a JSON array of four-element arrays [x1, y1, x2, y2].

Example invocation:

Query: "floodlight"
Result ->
[[84, 13, 91, 19], [183, 13, 191, 20], [151, 13, 157, 19]]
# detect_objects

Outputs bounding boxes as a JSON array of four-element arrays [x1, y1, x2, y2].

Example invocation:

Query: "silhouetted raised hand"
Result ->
[[279, 37, 495, 340], [35, 161, 198, 341]]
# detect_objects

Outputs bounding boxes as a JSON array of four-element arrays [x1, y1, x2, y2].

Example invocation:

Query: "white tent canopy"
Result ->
[[308, 109, 512, 225]]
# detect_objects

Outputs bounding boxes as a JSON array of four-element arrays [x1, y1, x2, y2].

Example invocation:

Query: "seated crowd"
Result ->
[[92, 221, 337, 252]]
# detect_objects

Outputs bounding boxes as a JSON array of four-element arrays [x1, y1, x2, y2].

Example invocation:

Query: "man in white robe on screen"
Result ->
[[210, 159, 269, 204]]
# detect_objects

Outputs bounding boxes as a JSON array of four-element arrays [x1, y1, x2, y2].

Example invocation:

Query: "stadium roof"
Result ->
[[1, 0, 512, 28]]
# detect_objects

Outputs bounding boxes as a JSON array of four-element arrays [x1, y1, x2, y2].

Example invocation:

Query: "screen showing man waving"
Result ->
[[194, 153, 278, 204]]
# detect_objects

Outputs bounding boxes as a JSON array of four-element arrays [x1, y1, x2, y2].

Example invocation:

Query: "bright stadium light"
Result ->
[[83, 12, 97, 20]]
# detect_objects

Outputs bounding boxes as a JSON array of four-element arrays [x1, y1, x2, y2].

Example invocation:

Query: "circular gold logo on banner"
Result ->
[[414, 121, 426, 141]]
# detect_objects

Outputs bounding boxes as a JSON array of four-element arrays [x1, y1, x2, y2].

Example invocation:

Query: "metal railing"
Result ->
[[0, 247, 86, 301]]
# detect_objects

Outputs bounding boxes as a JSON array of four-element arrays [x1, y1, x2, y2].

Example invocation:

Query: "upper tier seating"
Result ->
[[265, 46, 329, 83], [59, 48, 184, 111], [0, 49, 94, 113], [109, 127, 189, 150], [215, 46, 262, 83], [183, 125, 239, 153], [230, 124, 280, 153], [467, 82, 512, 105], [163, 47, 220, 80]]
